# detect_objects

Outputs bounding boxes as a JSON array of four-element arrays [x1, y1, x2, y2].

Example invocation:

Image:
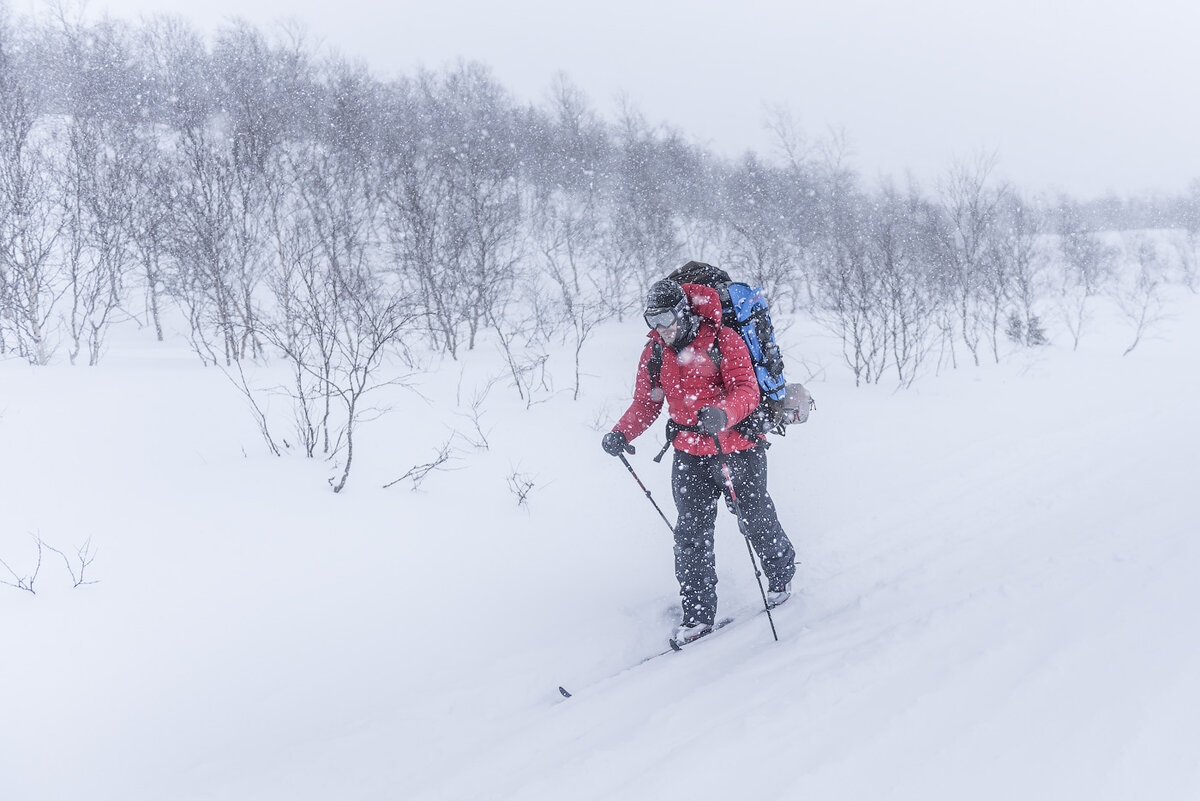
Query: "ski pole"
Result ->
[[617, 452, 675, 535], [711, 435, 779, 642]]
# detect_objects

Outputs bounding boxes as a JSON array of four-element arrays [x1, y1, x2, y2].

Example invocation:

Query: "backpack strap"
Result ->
[[653, 419, 684, 463], [647, 339, 665, 401], [711, 323, 771, 446]]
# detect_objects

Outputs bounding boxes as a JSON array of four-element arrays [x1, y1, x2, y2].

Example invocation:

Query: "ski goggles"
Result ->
[[643, 298, 687, 330], [644, 307, 678, 330]]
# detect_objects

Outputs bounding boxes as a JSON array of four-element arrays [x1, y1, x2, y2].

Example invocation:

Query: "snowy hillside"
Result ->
[[2, 292, 1199, 801]]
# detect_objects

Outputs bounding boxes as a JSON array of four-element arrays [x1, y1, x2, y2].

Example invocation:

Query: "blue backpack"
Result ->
[[648, 262, 789, 450]]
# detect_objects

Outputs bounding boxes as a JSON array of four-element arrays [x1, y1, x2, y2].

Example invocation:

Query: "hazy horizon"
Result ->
[[13, 0, 1200, 200]]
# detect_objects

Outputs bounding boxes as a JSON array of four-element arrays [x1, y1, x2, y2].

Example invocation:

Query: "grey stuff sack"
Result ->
[[781, 383, 814, 426]]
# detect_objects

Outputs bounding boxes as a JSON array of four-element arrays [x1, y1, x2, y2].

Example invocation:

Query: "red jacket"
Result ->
[[614, 283, 762, 456]]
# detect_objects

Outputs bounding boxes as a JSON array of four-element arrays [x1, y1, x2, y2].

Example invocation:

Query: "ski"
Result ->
[[667, 592, 792, 651], [557, 618, 729, 698], [557, 599, 794, 699]]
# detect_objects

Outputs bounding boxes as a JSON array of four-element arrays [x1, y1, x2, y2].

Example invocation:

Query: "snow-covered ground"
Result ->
[[3, 291, 1198, 801]]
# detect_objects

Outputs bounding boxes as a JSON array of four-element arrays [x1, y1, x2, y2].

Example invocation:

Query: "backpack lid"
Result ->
[[669, 261, 732, 288]]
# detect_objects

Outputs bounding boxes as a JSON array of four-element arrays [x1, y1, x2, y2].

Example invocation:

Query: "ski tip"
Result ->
[[668, 639, 682, 652], [558, 686, 572, 698]]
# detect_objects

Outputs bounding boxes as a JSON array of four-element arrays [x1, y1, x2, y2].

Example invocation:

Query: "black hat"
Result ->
[[645, 279, 684, 312]]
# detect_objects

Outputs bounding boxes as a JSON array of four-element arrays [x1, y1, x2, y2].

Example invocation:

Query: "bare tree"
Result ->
[[1176, 181, 1200, 292], [383, 436, 459, 490], [811, 146, 894, 387], [59, 114, 131, 365], [44, 537, 99, 587], [59, 120, 141, 364], [40, 15, 150, 365], [934, 153, 1007, 367], [506, 468, 537, 507], [0, 30, 62, 364], [999, 193, 1048, 347], [260, 161, 334, 457], [1172, 231, 1198, 294], [719, 154, 802, 311], [127, 138, 173, 341], [165, 124, 245, 364], [530, 187, 610, 399], [817, 203, 884, 386], [1055, 200, 1115, 350], [254, 235, 419, 492], [868, 182, 939, 386], [211, 22, 319, 360], [380, 76, 468, 357], [0, 534, 43, 593], [603, 105, 682, 316], [259, 58, 382, 459], [765, 106, 826, 310], [139, 19, 241, 365], [324, 268, 419, 493], [435, 64, 525, 351], [1115, 234, 1168, 356]]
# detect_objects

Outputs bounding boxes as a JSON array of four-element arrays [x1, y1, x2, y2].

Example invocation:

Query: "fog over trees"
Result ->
[[2, 10, 1197, 487]]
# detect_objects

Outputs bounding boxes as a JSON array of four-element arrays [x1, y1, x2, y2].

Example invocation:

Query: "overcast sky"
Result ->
[[53, 0, 1200, 199]]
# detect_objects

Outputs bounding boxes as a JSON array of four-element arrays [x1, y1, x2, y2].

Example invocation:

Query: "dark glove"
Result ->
[[602, 430, 634, 456], [696, 406, 728, 436]]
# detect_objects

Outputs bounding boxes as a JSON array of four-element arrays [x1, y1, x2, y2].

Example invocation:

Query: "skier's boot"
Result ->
[[766, 581, 792, 609], [671, 621, 713, 646]]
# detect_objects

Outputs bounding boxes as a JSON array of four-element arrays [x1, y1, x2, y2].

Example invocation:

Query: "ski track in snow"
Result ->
[[2, 293, 1199, 800]]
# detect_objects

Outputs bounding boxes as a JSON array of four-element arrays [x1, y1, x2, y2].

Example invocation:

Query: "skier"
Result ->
[[602, 277, 796, 645]]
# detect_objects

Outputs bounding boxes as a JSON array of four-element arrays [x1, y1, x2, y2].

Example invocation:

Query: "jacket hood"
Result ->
[[682, 283, 724, 326]]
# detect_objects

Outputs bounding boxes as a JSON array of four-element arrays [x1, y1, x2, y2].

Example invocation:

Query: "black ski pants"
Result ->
[[671, 445, 796, 626]]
